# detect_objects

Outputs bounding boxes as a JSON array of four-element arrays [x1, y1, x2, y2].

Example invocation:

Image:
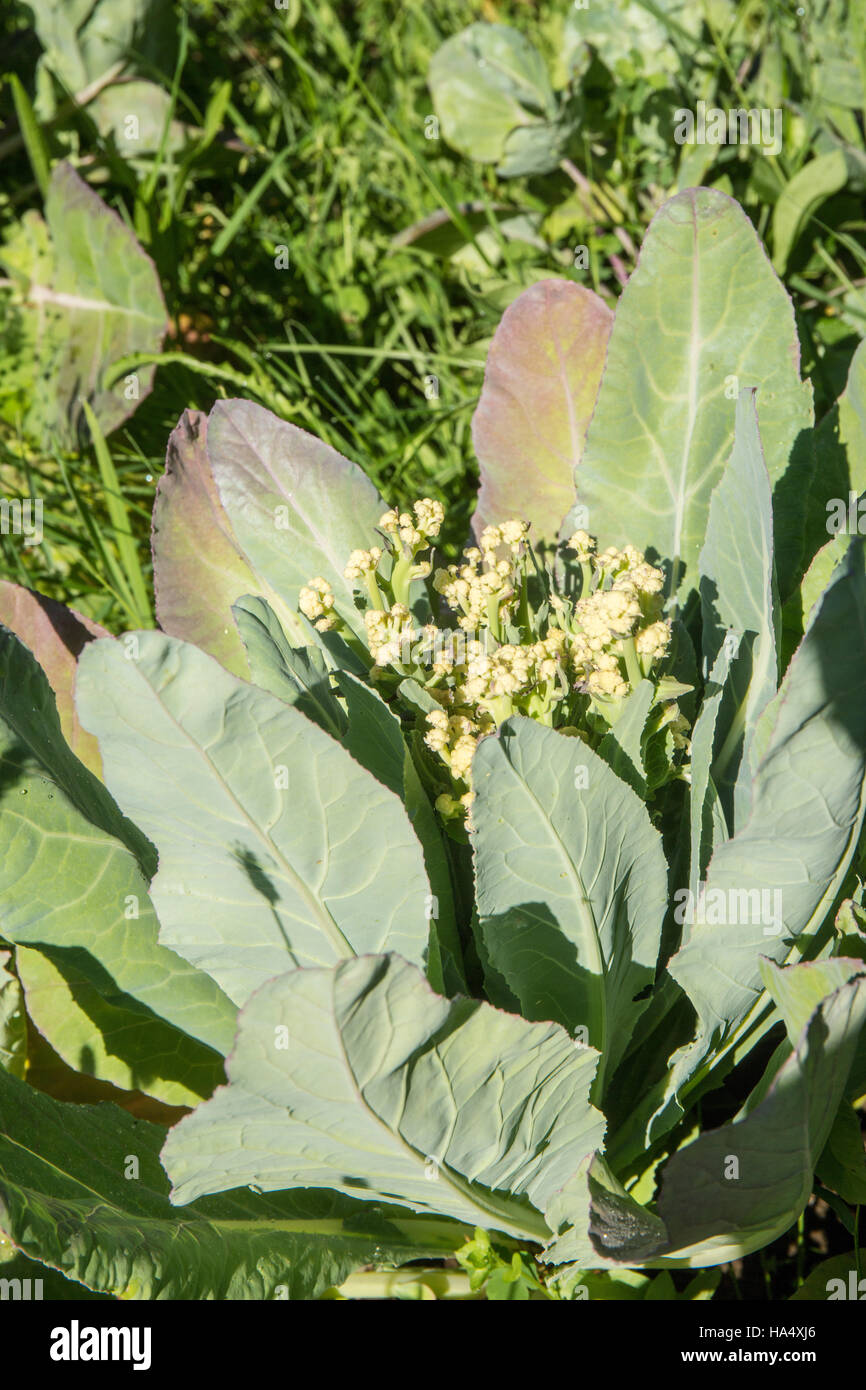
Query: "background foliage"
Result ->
[[2, 0, 865, 628]]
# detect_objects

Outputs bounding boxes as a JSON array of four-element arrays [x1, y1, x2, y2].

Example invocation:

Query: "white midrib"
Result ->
[[329, 981, 551, 1244], [26, 283, 158, 319], [121, 659, 355, 962], [670, 208, 702, 608], [498, 754, 608, 1067]]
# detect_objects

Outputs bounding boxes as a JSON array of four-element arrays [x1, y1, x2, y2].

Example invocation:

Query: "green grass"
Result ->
[[0, 0, 547, 624], [1, 0, 865, 629]]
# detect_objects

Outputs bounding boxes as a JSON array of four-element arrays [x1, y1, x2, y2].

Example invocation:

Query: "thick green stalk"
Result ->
[[330, 1269, 479, 1300]]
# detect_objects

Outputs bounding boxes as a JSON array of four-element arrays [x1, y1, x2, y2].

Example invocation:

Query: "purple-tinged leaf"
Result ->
[[206, 399, 386, 638], [471, 279, 612, 541], [0, 580, 108, 777], [152, 410, 302, 678]]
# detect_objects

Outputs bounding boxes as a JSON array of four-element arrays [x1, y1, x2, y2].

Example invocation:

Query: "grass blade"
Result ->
[[81, 401, 153, 627], [8, 74, 50, 198]]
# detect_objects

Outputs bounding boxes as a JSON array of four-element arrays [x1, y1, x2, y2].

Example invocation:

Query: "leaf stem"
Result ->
[[621, 635, 643, 690], [329, 1268, 479, 1300]]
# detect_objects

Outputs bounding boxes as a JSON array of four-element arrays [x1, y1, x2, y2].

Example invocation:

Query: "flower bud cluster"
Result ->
[[432, 521, 528, 637], [364, 604, 416, 668], [298, 577, 338, 631], [297, 500, 686, 821], [378, 500, 444, 554], [561, 531, 671, 698], [423, 708, 494, 816], [344, 547, 382, 580]]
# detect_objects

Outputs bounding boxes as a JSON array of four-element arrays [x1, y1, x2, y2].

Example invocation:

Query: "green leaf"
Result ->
[[0, 629, 235, 1096], [783, 535, 851, 672], [76, 632, 431, 1006], [790, 1253, 865, 1301], [649, 976, 866, 1265], [600, 975, 698, 1172], [232, 594, 347, 739], [397, 676, 442, 717], [699, 390, 779, 826], [495, 121, 576, 179], [162, 953, 605, 1244], [687, 645, 730, 899], [700, 390, 778, 682], [551, 975, 866, 1267], [834, 898, 866, 962], [207, 398, 386, 641], [801, 338, 866, 576], [544, 1152, 667, 1267], [23, 0, 176, 103], [428, 23, 566, 176], [597, 679, 654, 795], [644, 1270, 677, 1300], [0, 162, 168, 447], [335, 672, 407, 789], [471, 280, 613, 542], [0, 1066, 463, 1299], [392, 201, 521, 257], [470, 718, 668, 1095], [0, 953, 26, 1080], [835, 335, 866, 480], [338, 673, 464, 980], [679, 1269, 722, 1300], [231, 601, 464, 991], [152, 410, 305, 679], [0, 1248, 113, 1300], [552, 1266, 652, 1301], [761, 954, 866, 1103], [88, 80, 189, 155], [564, 0, 701, 81], [810, 0, 866, 114], [772, 150, 848, 273], [661, 541, 866, 1135], [760, 956, 865, 1049], [815, 1099, 866, 1204], [0, 581, 108, 778], [14, 944, 215, 1108], [575, 188, 813, 605]]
